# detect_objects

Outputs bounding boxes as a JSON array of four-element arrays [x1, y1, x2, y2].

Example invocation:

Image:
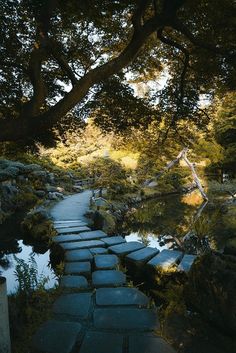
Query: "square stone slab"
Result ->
[[79, 230, 107, 241], [92, 270, 126, 287], [147, 249, 183, 269], [94, 308, 159, 330], [79, 331, 123, 353], [129, 335, 176, 353], [65, 262, 91, 277], [60, 275, 88, 289], [89, 247, 108, 255], [57, 226, 90, 234], [94, 255, 119, 270], [65, 249, 93, 262], [126, 247, 159, 263], [96, 287, 149, 307], [53, 234, 82, 243], [61, 239, 105, 251], [100, 236, 126, 246], [109, 242, 145, 256], [178, 254, 196, 272], [53, 293, 92, 318], [31, 320, 82, 353]]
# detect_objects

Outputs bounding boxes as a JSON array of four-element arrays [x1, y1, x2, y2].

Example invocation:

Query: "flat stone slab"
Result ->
[[55, 221, 87, 229], [147, 249, 183, 269], [31, 320, 82, 353], [101, 236, 126, 246], [79, 230, 107, 241], [92, 270, 126, 287], [94, 255, 119, 270], [60, 275, 88, 289], [126, 247, 159, 263], [53, 234, 82, 243], [109, 241, 145, 256], [94, 308, 159, 330], [178, 254, 196, 272], [129, 335, 176, 353], [89, 247, 108, 255], [57, 226, 90, 234], [65, 249, 93, 262], [53, 293, 92, 318], [79, 331, 123, 353], [96, 287, 149, 307], [64, 262, 91, 277], [61, 239, 105, 251]]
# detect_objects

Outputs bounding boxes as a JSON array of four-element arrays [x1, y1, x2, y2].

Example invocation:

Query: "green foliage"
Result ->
[[13, 254, 49, 295]]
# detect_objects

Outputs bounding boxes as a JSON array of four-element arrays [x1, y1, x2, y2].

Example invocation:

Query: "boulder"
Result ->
[[185, 252, 236, 335]]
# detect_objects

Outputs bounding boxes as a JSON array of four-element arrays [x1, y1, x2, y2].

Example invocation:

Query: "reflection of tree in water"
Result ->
[[0, 239, 22, 272], [123, 194, 236, 253]]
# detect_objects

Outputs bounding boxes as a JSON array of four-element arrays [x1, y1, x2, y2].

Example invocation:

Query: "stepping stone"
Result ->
[[89, 247, 108, 255], [96, 287, 149, 307], [126, 247, 159, 263], [128, 335, 176, 353], [55, 221, 87, 229], [92, 270, 126, 287], [94, 255, 119, 270], [65, 249, 93, 262], [53, 293, 92, 318], [101, 236, 126, 246], [61, 239, 105, 251], [178, 254, 196, 272], [94, 308, 159, 330], [147, 249, 183, 270], [31, 320, 82, 353], [54, 220, 84, 224], [53, 234, 82, 243], [79, 230, 107, 241], [109, 242, 145, 256], [79, 331, 123, 353], [65, 262, 91, 277], [57, 226, 90, 234], [60, 275, 88, 289]]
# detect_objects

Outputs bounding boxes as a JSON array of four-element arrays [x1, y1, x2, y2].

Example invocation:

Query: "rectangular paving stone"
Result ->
[[92, 270, 126, 287], [65, 262, 91, 277], [53, 293, 92, 318], [60, 275, 88, 289], [94, 308, 159, 330], [79, 230, 107, 241], [178, 254, 196, 272], [94, 254, 119, 270], [31, 320, 82, 353], [126, 247, 159, 263], [109, 241, 145, 256], [54, 220, 84, 224], [65, 249, 93, 262], [53, 234, 82, 243], [79, 331, 123, 353], [55, 221, 87, 229], [147, 249, 183, 269], [61, 239, 105, 251], [89, 247, 108, 255], [129, 335, 176, 353], [57, 226, 90, 234], [96, 287, 149, 307], [101, 236, 126, 246]]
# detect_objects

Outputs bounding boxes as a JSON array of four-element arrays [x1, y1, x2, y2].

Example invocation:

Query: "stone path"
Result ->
[[31, 191, 196, 353]]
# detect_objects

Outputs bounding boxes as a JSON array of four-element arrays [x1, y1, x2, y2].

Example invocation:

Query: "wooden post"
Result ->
[[0, 277, 11, 353]]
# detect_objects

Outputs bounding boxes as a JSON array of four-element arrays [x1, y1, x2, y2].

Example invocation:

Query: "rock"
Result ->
[[96, 287, 149, 307], [53, 293, 92, 318], [185, 252, 236, 335], [48, 192, 64, 200], [147, 181, 158, 188], [92, 270, 126, 287], [34, 190, 46, 198], [45, 184, 58, 192]]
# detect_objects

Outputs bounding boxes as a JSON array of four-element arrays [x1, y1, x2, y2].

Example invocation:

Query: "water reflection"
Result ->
[[0, 240, 57, 293], [123, 191, 236, 253]]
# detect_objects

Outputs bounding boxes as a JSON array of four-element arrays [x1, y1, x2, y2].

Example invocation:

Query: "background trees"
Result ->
[[0, 0, 235, 142]]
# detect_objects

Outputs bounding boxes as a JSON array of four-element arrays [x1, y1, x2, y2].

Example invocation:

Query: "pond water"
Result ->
[[0, 215, 57, 294], [123, 191, 236, 254]]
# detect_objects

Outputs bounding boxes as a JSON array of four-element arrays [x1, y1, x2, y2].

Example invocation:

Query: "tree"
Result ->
[[0, 0, 235, 142]]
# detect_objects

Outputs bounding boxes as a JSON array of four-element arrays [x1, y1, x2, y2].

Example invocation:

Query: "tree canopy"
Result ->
[[0, 0, 235, 142]]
